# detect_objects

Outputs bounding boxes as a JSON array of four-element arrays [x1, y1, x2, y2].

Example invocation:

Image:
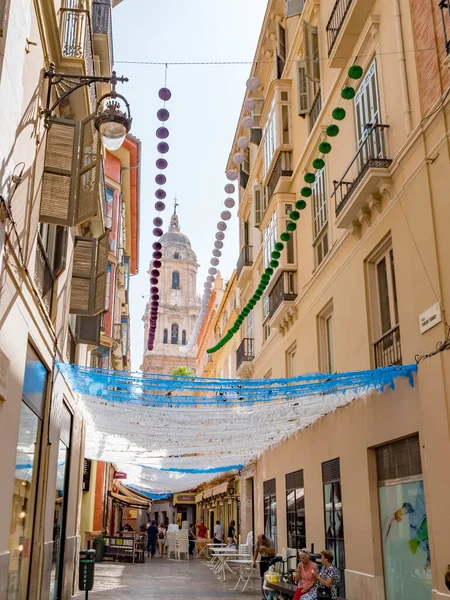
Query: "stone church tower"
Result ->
[[141, 205, 200, 374]]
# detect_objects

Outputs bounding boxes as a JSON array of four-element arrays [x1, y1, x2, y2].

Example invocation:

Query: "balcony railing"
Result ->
[[60, 5, 96, 111], [333, 124, 391, 216], [266, 150, 293, 203], [236, 338, 254, 371], [326, 0, 353, 55], [92, 0, 114, 67], [439, 1, 450, 55], [34, 234, 54, 314], [374, 325, 402, 368], [309, 88, 322, 133], [268, 271, 297, 318], [236, 245, 253, 279]]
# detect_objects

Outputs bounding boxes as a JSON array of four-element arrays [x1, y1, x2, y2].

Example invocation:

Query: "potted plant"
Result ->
[[93, 536, 105, 562]]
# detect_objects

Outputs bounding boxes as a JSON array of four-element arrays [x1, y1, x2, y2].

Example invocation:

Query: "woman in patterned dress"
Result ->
[[301, 550, 340, 600]]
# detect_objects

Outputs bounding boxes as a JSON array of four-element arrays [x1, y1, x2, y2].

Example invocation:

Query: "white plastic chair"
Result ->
[[166, 533, 177, 560], [177, 533, 189, 560]]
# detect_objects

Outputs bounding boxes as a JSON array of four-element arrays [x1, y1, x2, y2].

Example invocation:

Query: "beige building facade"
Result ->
[[204, 0, 450, 599]]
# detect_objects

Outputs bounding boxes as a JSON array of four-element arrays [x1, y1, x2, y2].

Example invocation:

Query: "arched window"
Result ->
[[171, 323, 179, 344], [163, 329, 168, 344], [172, 271, 180, 289], [182, 330, 187, 345], [174, 252, 180, 259]]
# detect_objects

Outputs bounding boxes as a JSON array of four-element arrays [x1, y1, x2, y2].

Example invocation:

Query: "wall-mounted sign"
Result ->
[[173, 493, 196, 504], [82, 459, 91, 491], [114, 471, 127, 480], [419, 303, 442, 334]]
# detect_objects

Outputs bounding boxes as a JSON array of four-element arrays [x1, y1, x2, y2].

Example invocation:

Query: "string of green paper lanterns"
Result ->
[[207, 64, 364, 354]]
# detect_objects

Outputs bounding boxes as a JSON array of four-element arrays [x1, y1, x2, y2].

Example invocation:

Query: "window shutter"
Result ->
[[39, 118, 79, 226], [75, 315, 101, 345], [304, 22, 320, 83], [75, 114, 101, 225], [70, 236, 97, 315], [322, 458, 341, 483], [263, 478, 276, 496], [254, 184, 262, 227], [286, 0, 304, 17], [251, 99, 264, 127], [239, 165, 249, 189], [53, 226, 68, 278], [286, 470, 304, 490], [376, 435, 422, 482], [250, 127, 262, 145], [297, 60, 310, 115], [93, 231, 109, 315]]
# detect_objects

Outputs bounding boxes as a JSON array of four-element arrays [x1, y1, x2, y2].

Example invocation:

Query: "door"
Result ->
[[354, 59, 383, 164]]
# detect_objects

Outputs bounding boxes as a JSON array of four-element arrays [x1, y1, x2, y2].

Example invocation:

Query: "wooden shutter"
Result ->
[[376, 435, 422, 482], [304, 22, 320, 83], [75, 114, 101, 225], [297, 60, 310, 115], [286, 470, 304, 490], [70, 236, 96, 315], [94, 231, 109, 315], [40, 118, 79, 226], [322, 458, 341, 483], [286, 0, 304, 17], [254, 184, 262, 227], [75, 315, 101, 345], [263, 478, 276, 496]]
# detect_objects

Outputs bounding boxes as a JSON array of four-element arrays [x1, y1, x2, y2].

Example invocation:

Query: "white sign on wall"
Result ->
[[419, 303, 442, 334]]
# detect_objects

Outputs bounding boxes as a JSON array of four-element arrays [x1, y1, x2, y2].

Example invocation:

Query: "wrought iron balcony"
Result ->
[[34, 234, 54, 314], [92, 0, 114, 69], [236, 338, 254, 371], [266, 150, 293, 202], [325, 0, 375, 65], [268, 271, 297, 319], [326, 0, 353, 55], [309, 89, 322, 133], [374, 325, 402, 368], [236, 245, 253, 279], [333, 124, 392, 219]]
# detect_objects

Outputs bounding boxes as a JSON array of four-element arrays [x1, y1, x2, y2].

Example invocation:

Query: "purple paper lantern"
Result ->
[[155, 201, 166, 211], [159, 87, 172, 101], [211, 257, 219, 266], [155, 174, 166, 185], [221, 210, 231, 221], [226, 169, 238, 181], [155, 189, 167, 200], [237, 136, 249, 150], [224, 183, 235, 194], [215, 232, 225, 241], [157, 108, 169, 122], [151, 301, 159, 308], [153, 228, 163, 237], [217, 221, 227, 231], [207, 275, 215, 283], [224, 198, 235, 209], [153, 251, 162, 259], [152, 242, 162, 251], [151, 286, 158, 294], [208, 267, 217, 275], [150, 277, 158, 285], [153, 260, 162, 268], [157, 141, 169, 154], [153, 217, 163, 227], [151, 269, 160, 277], [213, 249, 221, 257], [156, 158, 168, 170], [214, 241, 223, 249], [156, 127, 169, 139]]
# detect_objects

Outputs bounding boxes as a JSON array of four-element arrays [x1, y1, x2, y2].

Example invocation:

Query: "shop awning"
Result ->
[[212, 482, 229, 496], [110, 482, 151, 510]]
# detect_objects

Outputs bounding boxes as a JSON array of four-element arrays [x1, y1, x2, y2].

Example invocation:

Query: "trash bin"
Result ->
[[79, 549, 96, 594]]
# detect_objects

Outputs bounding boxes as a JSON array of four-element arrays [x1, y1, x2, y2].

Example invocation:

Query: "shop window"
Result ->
[[8, 346, 47, 599], [171, 323, 179, 345], [49, 403, 72, 599], [322, 458, 345, 597], [172, 271, 180, 289], [286, 470, 306, 551], [318, 301, 334, 373], [163, 328, 168, 344], [263, 479, 277, 547]]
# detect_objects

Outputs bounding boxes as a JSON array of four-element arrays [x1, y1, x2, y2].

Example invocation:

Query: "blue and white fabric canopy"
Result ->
[[58, 363, 416, 493]]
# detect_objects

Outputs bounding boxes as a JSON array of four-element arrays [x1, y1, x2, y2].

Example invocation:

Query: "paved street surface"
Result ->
[[73, 556, 261, 599]]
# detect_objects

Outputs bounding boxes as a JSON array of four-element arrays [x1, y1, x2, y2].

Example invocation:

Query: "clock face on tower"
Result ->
[[171, 291, 181, 305]]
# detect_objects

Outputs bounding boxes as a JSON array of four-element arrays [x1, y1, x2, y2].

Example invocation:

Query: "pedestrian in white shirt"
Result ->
[[213, 520, 224, 544]]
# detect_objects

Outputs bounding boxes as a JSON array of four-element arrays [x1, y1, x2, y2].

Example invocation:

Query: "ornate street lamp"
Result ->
[[43, 63, 132, 150], [439, 0, 450, 55]]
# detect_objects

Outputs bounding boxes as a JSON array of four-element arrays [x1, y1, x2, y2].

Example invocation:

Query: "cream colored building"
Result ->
[[0, 1, 137, 599], [208, 0, 450, 599]]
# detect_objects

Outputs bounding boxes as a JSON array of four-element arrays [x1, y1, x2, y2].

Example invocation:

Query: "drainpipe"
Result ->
[[393, 0, 412, 135]]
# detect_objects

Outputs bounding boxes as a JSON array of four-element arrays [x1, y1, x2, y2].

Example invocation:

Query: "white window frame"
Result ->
[[262, 88, 292, 178], [312, 168, 329, 268], [263, 211, 277, 270], [318, 300, 334, 373]]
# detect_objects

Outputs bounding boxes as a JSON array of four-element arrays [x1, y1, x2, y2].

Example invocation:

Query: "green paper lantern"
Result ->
[[289, 210, 300, 221], [255, 291, 262, 298], [261, 274, 270, 283], [280, 232, 291, 242], [319, 141, 332, 154], [348, 64, 363, 79], [301, 186, 312, 197], [326, 124, 339, 137], [286, 221, 297, 232], [312, 158, 325, 170], [332, 107, 346, 121], [270, 259, 279, 268], [266, 267, 274, 275], [274, 242, 284, 251], [341, 86, 355, 100], [271, 250, 281, 260], [304, 172, 315, 184], [296, 199, 307, 210], [206, 348, 212, 354]]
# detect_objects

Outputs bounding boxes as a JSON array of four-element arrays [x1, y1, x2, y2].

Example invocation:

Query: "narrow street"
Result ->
[[74, 557, 261, 600]]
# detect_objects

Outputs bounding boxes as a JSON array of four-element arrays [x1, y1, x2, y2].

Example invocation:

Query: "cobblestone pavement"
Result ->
[[74, 555, 262, 599]]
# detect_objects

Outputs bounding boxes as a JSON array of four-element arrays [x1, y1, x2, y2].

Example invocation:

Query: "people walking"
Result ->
[[293, 549, 318, 599], [188, 523, 196, 555], [253, 533, 275, 598], [213, 520, 224, 544], [146, 519, 159, 558], [158, 522, 167, 558], [302, 550, 340, 600], [227, 519, 236, 544]]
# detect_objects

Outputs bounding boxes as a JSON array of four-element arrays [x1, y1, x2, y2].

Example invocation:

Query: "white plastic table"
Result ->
[[193, 538, 210, 558], [228, 559, 259, 592]]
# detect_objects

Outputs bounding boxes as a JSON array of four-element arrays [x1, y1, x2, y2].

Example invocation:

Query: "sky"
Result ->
[[112, 0, 267, 370]]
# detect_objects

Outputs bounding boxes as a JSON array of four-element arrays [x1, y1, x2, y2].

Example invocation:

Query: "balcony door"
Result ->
[[354, 59, 383, 164]]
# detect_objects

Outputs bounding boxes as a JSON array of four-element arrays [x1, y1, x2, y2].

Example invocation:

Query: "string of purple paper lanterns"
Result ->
[[148, 85, 172, 352]]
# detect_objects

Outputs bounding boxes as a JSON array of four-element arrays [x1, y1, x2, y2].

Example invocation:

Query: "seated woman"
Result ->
[[301, 550, 340, 600]]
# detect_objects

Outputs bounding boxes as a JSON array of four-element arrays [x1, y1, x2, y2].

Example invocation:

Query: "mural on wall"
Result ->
[[379, 480, 431, 600]]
